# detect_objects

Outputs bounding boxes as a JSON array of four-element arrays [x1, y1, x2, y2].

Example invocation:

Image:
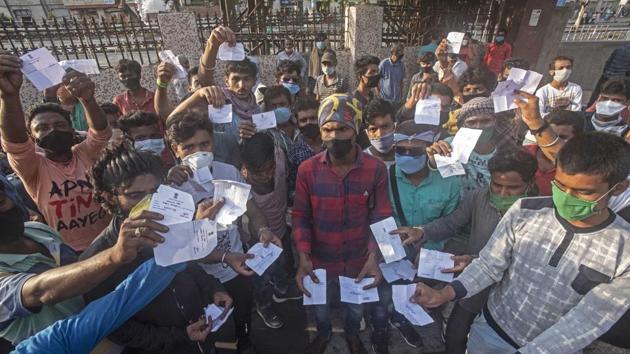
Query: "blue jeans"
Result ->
[[467, 313, 517, 354], [312, 277, 364, 339]]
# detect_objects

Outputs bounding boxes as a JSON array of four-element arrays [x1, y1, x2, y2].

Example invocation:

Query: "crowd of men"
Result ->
[[0, 24, 629, 354]]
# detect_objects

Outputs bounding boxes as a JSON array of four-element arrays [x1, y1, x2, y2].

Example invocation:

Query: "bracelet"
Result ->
[[539, 134, 560, 148], [199, 57, 216, 71], [257, 226, 271, 238], [221, 251, 229, 269], [156, 79, 169, 88], [529, 121, 549, 137]]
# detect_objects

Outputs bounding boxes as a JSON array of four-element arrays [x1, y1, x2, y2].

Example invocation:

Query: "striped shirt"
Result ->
[[292, 147, 392, 277], [451, 197, 630, 354], [314, 74, 349, 101]]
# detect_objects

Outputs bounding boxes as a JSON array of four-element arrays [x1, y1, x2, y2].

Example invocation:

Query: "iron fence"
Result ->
[[562, 23, 630, 42], [0, 16, 163, 69], [196, 8, 347, 56], [382, 0, 497, 46]]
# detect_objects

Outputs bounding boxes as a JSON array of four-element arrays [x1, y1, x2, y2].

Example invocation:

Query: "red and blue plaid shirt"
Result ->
[[292, 147, 392, 277]]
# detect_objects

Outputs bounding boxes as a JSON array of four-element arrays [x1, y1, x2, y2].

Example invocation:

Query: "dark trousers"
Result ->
[[599, 306, 630, 349], [445, 302, 478, 354], [223, 274, 253, 350]]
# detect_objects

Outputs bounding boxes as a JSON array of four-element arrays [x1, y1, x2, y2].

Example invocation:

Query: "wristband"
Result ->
[[199, 57, 216, 71], [539, 134, 560, 148], [529, 121, 549, 137], [156, 79, 169, 88]]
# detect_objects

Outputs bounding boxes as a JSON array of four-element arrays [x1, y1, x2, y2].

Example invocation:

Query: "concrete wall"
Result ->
[[556, 41, 630, 91]]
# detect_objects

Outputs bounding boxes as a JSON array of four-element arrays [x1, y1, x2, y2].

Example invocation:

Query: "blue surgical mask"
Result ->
[[369, 132, 395, 154], [395, 153, 427, 174], [316, 41, 326, 50], [322, 65, 335, 76], [134, 138, 165, 156], [283, 82, 300, 95], [495, 35, 505, 43], [274, 107, 292, 124]]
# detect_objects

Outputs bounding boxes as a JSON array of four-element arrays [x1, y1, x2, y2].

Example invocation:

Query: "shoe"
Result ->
[[272, 282, 303, 303], [345, 334, 368, 354], [256, 306, 284, 329], [306, 335, 330, 354], [389, 318, 422, 348], [371, 330, 389, 354]]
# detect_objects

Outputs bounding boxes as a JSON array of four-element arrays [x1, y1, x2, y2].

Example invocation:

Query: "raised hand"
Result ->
[[0, 51, 23, 97], [113, 210, 168, 264], [62, 70, 95, 101]]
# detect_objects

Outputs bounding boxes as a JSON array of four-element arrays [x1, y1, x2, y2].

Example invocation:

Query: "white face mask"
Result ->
[[553, 68, 572, 83], [595, 100, 626, 117], [182, 151, 214, 170], [134, 138, 165, 156]]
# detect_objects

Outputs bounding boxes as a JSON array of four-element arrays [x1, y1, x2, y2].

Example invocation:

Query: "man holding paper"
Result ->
[[82, 142, 233, 354], [293, 94, 392, 354], [410, 92, 630, 354], [428, 97, 510, 195], [165, 112, 281, 353], [0, 52, 112, 251]]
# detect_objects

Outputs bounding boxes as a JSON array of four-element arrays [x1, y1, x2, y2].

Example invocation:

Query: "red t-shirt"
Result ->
[[484, 42, 512, 76], [524, 144, 554, 196]]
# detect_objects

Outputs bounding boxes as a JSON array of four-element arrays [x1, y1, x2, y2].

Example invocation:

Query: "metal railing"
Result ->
[[0, 16, 163, 69], [562, 23, 630, 42], [196, 8, 347, 56], [382, 1, 497, 46]]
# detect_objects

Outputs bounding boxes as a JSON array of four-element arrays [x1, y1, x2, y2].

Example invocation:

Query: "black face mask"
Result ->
[[422, 66, 433, 74], [252, 181, 274, 195], [324, 138, 354, 159], [0, 207, 25, 244], [300, 123, 320, 139], [122, 78, 141, 91], [37, 130, 75, 155], [462, 92, 488, 103], [440, 111, 450, 125], [366, 74, 380, 88]]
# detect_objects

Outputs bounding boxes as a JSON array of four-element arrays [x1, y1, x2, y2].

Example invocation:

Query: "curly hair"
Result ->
[[90, 141, 166, 214], [118, 111, 160, 134]]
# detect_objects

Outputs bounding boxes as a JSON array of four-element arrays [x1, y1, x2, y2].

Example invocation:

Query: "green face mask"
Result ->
[[551, 181, 613, 221], [476, 127, 495, 145], [489, 191, 527, 212]]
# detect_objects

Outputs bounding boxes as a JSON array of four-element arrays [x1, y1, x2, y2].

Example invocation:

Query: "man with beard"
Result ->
[[0, 52, 112, 251], [113, 59, 156, 115], [0, 173, 165, 348], [81, 142, 231, 354]]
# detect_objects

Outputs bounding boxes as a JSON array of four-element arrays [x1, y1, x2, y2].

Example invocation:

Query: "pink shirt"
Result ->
[[2, 129, 113, 251]]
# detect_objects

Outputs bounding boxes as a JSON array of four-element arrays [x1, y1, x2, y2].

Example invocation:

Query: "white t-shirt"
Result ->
[[173, 160, 249, 283], [535, 82, 583, 117]]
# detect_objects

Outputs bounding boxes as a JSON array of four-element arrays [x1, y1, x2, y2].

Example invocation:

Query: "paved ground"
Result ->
[[235, 299, 630, 354]]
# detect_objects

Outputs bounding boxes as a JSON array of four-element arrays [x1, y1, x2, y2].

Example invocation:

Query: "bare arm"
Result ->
[[0, 52, 27, 143], [154, 62, 175, 122], [166, 86, 225, 124], [198, 26, 236, 88], [21, 211, 167, 309], [63, 70, 108, 132], [514, 90, 564, 162]]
